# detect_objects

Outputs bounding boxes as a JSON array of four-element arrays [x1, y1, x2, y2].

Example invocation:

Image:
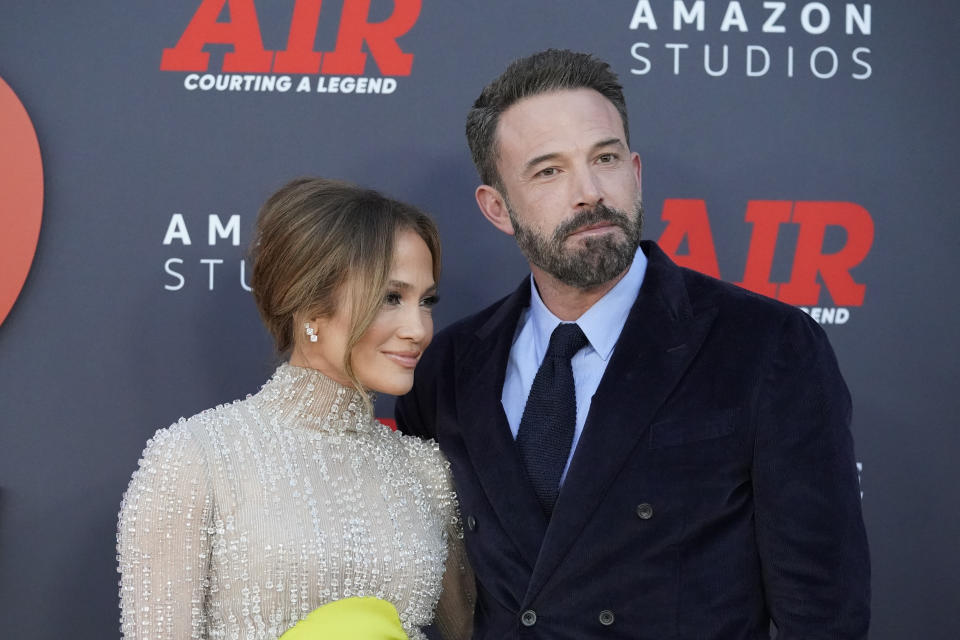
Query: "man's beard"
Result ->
[[508, 199, 643, 289]]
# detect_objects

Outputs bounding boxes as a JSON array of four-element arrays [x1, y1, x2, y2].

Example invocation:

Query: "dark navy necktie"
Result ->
[[516, 322, 589, 516]]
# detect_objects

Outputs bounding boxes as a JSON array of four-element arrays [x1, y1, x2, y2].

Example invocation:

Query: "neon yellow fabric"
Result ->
[[280, 597, 408, 640]]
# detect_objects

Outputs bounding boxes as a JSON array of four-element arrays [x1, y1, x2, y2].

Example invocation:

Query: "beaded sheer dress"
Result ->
[[117, 363, 473, 640]]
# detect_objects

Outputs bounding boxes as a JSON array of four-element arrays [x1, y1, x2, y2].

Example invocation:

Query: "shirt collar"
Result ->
[[528, 247, 648, 361]]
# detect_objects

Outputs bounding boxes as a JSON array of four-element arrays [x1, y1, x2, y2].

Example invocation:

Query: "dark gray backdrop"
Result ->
[[1, 1, 958, 637]]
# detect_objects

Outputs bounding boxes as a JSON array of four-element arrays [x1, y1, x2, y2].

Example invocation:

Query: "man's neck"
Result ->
[[530, 264, 630, 321]]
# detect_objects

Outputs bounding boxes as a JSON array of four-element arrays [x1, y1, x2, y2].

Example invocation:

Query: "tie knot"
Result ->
[[546, 323, 588, 360]]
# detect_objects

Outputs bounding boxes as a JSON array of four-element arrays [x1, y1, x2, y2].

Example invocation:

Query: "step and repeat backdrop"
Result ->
[[1, 1, 957, 637]]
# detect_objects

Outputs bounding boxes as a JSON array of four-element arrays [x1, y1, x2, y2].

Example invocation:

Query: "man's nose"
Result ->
[[572, 166, 603, 208]]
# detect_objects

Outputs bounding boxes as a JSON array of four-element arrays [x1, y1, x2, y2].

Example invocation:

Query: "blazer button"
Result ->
[[466, 515, 477, 532], [636, 503, 654, 520], [520, 609, 537, 627], [599, 609, 615, 626]]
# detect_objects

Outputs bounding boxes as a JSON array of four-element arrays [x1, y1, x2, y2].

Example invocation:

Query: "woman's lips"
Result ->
[[382, 351, 420, 368]]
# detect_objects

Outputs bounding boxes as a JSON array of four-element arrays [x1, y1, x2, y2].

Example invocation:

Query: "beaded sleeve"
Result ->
[[425, 448, 476, 640], [117, 423, 214, 639]]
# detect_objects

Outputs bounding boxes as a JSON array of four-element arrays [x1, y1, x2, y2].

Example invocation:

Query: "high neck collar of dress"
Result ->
[[255, 363, 375, 434]]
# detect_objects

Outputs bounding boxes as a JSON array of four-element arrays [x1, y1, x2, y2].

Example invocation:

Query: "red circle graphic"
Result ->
[[0, 77, 44, 328]]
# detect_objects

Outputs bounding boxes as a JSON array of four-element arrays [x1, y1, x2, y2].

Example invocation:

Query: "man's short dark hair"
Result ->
[[465, 49, 630, 190]]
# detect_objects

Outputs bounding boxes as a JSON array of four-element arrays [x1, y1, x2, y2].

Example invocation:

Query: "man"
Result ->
[[397, 49, 869, 639]]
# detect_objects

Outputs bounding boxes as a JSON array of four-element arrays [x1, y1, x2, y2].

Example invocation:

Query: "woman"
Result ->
[[117, 178, 473, 639]]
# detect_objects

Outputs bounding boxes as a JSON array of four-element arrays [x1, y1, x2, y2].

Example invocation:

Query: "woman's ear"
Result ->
[[294, 310, 322, 346]]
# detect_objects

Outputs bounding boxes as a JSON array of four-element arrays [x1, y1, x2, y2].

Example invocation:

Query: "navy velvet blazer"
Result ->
[[397, 241, 870, 639]]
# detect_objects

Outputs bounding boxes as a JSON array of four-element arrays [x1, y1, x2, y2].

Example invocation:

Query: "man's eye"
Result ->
[[420, 295, 439, 308], [383, 292, 402, 305], [597, 153, 616, 163], [536, 167, 557, 177]]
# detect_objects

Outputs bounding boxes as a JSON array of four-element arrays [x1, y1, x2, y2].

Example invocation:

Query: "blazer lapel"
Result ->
[[455, 279, 548, 571], [523, 243, 720, 602]]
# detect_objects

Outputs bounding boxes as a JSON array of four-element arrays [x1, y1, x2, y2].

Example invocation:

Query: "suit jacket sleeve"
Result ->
[[753, 311, 870, 638]]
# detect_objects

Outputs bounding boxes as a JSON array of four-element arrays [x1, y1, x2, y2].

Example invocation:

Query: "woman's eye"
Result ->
[[420, 295, 439, 308], [383, 292, 402, 305]]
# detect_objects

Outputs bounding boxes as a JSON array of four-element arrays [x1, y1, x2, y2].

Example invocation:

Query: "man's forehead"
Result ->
[[495, 88, 626, 162]]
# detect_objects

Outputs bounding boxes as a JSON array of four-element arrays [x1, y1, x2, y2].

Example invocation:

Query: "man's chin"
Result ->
[[568, 232, 636, 258]]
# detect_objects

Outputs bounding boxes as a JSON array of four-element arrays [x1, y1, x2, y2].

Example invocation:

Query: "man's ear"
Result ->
[[475, 184, 515, 236], [631, 151, 642, 193]]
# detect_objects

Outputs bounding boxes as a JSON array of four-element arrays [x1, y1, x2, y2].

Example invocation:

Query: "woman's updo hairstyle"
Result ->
[[250, 177, 441, 392]]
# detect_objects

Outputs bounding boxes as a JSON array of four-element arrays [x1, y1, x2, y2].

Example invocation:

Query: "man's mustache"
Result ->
[[554, 204, 632, 242]]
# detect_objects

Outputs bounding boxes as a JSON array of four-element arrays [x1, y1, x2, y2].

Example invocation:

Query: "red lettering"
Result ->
[[322, 0, 421, 75], [657, 199, 873, 307], [160, 0, 273, 72], [735, 200, 792, 298], [656, 199, 721, 279], [778, 202, 874, 306], [273, 0, 325, 74]]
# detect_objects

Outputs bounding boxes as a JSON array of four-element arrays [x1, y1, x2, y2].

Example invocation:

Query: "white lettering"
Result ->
[[801, 2, 831, 35], [240, 259, 252, 292], [163, 213, 191, 245], [747, 45, 770, 76], [799, 307, 850, 324], [720, 1, 748, 32], [201, 259, 223, 291], [762, 1, 786, 33], [164, 258, 185, 291], [208, 214, 240, 246], [704, 44, 729, 76], [665, 43, 689, 74], [852, 47, 872, 79], [296, 76, 311, 92], [846, 4, 871, 35], [629, 0, 657, 30], [382, 78, 397, 94], [630, 42, 652, 74], [674, 0, 705, 31], [182, 74, 294, 92], [810, 46, 839, 78]]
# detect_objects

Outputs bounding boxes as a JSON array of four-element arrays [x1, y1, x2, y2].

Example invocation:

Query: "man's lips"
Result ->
[[567, 221, 620, 238], [382, 351, 421, 368]]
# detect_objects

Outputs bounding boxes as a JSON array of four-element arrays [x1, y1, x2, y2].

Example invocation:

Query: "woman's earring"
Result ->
[[305, 323, 318, 342]]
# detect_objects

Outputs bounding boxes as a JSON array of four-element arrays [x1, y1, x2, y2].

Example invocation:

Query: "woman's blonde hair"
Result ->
[[250, 177, 441, 400]]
